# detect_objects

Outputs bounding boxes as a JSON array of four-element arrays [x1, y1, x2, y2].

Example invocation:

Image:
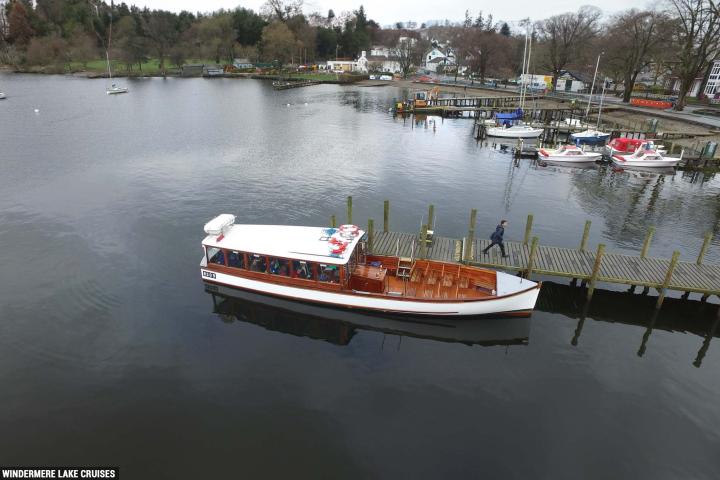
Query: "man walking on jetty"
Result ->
[[483, 220, 509, 257]]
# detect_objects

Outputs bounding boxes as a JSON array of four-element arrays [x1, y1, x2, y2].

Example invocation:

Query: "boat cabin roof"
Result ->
[[202, 224, 365, 265]]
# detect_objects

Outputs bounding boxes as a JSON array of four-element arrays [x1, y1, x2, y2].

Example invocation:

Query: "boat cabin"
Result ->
[[201, 218, 499, 301]]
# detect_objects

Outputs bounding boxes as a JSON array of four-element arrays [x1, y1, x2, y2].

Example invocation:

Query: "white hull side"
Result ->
[[611, 157, 680, 168], [605, 146, 667, 156], [200, 268, 540, 317], [107, 88, 128, 95], [539, 154, 601, 163], [487, 127, 543, 138]]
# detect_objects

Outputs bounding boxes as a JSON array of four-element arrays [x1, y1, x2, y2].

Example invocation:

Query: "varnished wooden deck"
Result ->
[[369, 231, 720, 296]]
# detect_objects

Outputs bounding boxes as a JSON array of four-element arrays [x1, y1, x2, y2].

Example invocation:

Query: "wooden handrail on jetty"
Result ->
[[339, 198, 720, 310]]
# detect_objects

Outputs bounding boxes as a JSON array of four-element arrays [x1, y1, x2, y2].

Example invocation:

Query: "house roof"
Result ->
[[561, 70, 592, 83]]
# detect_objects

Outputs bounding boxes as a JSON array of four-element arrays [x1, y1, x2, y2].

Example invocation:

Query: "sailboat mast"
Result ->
[[585, 53, 601, 120], [519, 28, 529, 110], [106, 50, 112, 80], [526, 27, 533, 111], [596, 80, 606, 129]]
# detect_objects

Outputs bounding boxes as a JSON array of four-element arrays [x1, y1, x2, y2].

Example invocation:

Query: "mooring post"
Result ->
[[346, 196, 353, 224], [523, 214, 534, 246], [587, 244, 606, 301], [420, 224, 428, 259], [579, 220, 591, 251], [656, 251, 681, 309], [526, 236, 539, 278], [640, 226, 655, 259], [383, 200, 389, 233], [331, 215, 336, 228], [464, 208, 477, 264], [368, 219, 374, 251], [697, 232, 712, 265], [427, 204, 435, 231]]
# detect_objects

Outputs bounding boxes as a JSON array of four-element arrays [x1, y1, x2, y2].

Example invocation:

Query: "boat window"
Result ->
[[228, 251, 245, 269], [319, 264, 340, 283], [292, 260, 314, 280], [249, 254, 267, 273], [207, 247, 225, 265], [269, 257, 289, 276]]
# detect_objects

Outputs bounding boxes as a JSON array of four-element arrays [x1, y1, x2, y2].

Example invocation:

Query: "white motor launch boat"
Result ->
[[611, 144, 683, 168], [538, 145, 602, 164], [106, 83, 128, 95], [199, 216, 541, 318], [487, 124, 544, 139], [0, 92, 6, 100]]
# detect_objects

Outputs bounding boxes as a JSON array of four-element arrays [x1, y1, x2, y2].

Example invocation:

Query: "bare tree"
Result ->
[[536, 6, 601, 91], [601, 10, 667, 103], [667, 0, 720, 110], [396, 36, 425, 78]]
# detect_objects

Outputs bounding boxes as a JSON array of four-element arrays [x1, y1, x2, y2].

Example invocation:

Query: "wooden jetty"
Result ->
[[272, 80, 320, 90], [335, 198, 720, 310]]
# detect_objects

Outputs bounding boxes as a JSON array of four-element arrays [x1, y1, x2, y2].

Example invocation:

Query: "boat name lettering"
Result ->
[[202, 270, 217, 279]]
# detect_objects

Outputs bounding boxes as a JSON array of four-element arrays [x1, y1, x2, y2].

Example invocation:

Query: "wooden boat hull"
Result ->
[[200, 263, 541, 318]]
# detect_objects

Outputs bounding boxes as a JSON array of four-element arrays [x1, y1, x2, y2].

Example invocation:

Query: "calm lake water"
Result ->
[[1, 73, 720, 479]]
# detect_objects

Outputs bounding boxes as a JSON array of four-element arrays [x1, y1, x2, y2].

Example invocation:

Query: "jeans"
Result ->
[[483, 241, 506, 256]]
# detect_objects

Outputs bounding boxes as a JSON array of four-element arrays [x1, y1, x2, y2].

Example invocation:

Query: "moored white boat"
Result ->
[[611, 144, 683, 168], [0, 92, 6, 100], [106, 83, 128, 95], [604, 137, 666, 156], [538, 145, 602, 163], [200, 215, 541, 317], [570, 128, 610, 145], [487, 124, 544, 138]]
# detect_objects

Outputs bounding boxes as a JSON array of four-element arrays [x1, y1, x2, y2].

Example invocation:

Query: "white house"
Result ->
[[326, 51, 369, 74], [703, 59, 720, 99], [424, 48, 456, 72], [555, 71, 590, 92]]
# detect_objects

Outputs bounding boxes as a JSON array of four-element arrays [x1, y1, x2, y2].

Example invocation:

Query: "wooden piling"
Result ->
[[587, 244, 606, 301], [523, 214, 534, 245], [346, 196, 352, 224], [427, 204, 435, 231], [697, 232, 712, 265], [331, 215, 336, 228], [656, 251, 681, 309], [383, 200, 389, 233], [420, 224, 428, 259], [464, 209, 477, 263], [368, 219, 374, 251], [640, 226, 655, 259], [526, 236, 539, 278], [579, 220, 591, 251]]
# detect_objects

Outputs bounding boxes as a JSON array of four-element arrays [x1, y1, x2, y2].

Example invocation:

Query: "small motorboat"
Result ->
[[106, 83, 128, 95], [611, 143, 683, 168], [487, 124, 544, 138], [0, 92, 6, 100], [604, 137, 666, 156], [570, 129, 610, 145], [538, 145, 602, 164]]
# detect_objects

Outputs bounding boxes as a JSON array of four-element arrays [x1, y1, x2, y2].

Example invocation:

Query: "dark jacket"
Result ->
[[490, 225, 505, 243]]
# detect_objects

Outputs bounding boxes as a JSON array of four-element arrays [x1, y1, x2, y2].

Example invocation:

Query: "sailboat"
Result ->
[[104, 3, 127, 95], [105, 49, 128, 95], [487, 26, 543, 139], [571, 53, 608, 144]]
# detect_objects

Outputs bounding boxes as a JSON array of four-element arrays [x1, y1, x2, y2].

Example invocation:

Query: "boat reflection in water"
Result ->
[[205, 284, 531, 347]]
